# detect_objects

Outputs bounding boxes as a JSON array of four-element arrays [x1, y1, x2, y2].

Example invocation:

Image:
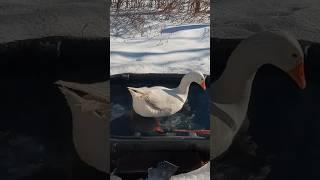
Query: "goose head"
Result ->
[[254, 31, 305, 89], [240, 31, 306, 89], [189, 70, 207, 90], [213, 31, 306, 103]]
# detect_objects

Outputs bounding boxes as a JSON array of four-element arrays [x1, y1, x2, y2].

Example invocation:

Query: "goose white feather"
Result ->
[[128, 71, 206, 117]]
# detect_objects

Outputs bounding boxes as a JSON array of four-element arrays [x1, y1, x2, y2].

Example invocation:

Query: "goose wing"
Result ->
[[128, 87, 178, 113]]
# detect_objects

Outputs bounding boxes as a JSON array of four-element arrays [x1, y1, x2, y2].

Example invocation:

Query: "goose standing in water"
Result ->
[[171, 31, 306, 179], [128, 71, 207, 133]]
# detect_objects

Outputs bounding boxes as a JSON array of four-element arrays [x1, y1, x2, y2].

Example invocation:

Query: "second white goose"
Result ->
[[170, 30, 306, 179], [211, 30, 306, 159]]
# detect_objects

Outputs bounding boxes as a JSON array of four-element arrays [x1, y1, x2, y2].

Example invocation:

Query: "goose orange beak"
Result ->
[[200, 80, 206, 90], [288, 61, 306, 89]]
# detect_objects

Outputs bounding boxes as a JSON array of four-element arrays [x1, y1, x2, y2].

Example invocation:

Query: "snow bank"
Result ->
[[212, 0, 320, 41], [110, 23, 210, 75], [0, 0, 108, 43]]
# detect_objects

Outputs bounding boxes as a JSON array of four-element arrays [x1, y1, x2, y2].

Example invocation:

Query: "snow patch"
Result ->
[[110, 23, 210, 75]]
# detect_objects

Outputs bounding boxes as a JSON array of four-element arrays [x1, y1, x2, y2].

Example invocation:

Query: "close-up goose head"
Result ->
[[182, 70, 207, 90], [234, 31, 306, 89], [257, 31, 305, 89]]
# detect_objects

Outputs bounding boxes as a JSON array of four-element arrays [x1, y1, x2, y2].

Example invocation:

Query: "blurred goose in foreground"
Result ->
[[128, 71, 206, 133], [55, 80, 109, 173], [171, 31, 306, 179], [211, 31, 306, 160]]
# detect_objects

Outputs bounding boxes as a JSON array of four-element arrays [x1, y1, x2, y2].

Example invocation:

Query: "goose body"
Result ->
[[128, 86, 186, 117], [128, 71, 206, 118], [211, 74, 255, 158]]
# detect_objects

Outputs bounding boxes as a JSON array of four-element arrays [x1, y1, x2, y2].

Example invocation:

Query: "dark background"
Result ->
[[0, 37, 108, 180]]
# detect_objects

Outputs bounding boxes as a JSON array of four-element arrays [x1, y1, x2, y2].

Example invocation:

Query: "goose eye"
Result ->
[[292, 53, 298, 58]]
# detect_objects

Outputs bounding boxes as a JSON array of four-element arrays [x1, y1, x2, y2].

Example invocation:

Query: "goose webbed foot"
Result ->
[[153, 119, 165, 134], [153, 126, 165, 134]]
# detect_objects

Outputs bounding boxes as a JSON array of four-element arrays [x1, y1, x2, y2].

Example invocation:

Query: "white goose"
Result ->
[[128, 71, 206, 132], [211, 30, 306, 159], [171, 31, 306, 179]]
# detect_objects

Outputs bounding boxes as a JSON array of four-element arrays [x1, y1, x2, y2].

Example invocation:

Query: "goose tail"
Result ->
[[127, 87, 145, 96]]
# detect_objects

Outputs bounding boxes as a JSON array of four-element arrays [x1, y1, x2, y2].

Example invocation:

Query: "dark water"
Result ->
[[110, 74, 210, 137]]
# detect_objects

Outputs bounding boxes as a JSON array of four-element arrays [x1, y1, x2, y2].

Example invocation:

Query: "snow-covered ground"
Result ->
[[110, 13, 210, 75], [0, 0, 107, 43], [110, 24, 210, 75], [213, 0, 320, 41], [111, 0, 320, 76]]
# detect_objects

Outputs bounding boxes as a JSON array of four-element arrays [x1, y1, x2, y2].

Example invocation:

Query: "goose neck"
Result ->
[[212, 66, 257, 104], [177, 75, 191, 95]]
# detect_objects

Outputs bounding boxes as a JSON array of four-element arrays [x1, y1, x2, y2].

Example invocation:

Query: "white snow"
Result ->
[[0, 0, 107, 43], [213, 0, 320, 41], [110, 21, 210, 75], [110, 7, 210, 75]]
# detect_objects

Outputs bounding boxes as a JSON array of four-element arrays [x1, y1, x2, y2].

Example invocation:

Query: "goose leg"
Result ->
[[153, 118, 164, 134]]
